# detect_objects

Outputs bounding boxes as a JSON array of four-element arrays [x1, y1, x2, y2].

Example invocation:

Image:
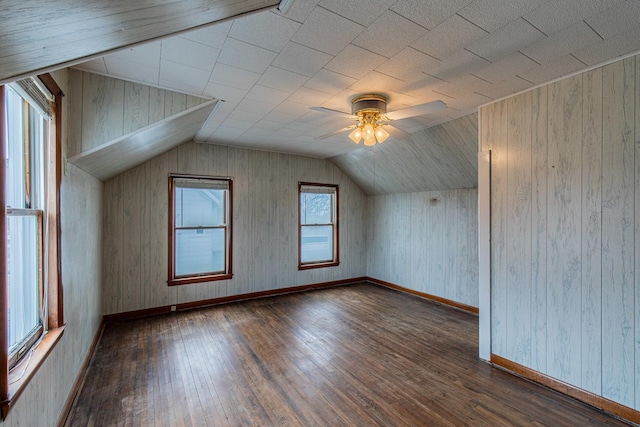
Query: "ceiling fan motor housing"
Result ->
[[351, 94, 387, 116]]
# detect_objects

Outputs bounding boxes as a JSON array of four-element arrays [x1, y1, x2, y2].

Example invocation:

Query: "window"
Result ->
[[169, 175, 232, 285], [1, 74, 63, 415], [298, 183, 339, 269]]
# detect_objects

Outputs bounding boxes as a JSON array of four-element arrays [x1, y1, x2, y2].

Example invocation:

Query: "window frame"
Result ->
[[298, 182, 339, 270], [0, 74, 64, 419], [168, 174, 233, 286]]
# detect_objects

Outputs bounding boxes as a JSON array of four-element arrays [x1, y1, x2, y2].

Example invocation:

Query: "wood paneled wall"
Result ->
[[102, 142, 367, 315], [480, 54, 640, 410], [67, 70, 207, 156], [366, 189, 478, 308], [4, 70, 104, 427]]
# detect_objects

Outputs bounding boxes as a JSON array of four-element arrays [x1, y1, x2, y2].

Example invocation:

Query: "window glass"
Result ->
[[169, 175, 232, 284], [299, 183, 338, 268]]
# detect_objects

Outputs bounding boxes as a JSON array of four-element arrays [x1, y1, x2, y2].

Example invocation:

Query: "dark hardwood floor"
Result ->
[[66, 283, 632, 426]]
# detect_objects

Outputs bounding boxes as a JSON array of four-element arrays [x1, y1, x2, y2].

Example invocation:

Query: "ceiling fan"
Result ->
[[311, 94, 446, 146]]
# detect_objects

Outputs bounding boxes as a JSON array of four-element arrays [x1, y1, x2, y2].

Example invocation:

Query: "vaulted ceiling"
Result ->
[[3, 0, 640, 194]]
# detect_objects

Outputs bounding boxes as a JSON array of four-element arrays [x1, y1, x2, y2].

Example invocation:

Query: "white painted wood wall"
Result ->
[[67, 70, 207, 156], [366, 189, 478, 308], [4, 70, 104, 427], [480, 54, 640, 410], [102, 142, 367, 315]]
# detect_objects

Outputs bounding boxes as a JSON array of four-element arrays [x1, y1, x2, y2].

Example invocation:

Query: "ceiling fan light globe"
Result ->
[[375, 126, 389, 143], [349, 127, 363, 144], [363, 123, 374, 138], [363, 133, 376, 146]]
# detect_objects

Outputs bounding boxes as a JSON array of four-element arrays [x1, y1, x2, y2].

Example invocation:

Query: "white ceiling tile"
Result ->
[[291, 7, 365, 55], [467, 18, 546, 62], [222, 117, 255, 130], [521, 21, 602, 65], [278, 0, 319, 23], [227, 109, 264, 123], [263, 110, 303, 123], [517, 54, 587, 84], [109, 43, 161, 67], [236, 98, 277, 115], [203, 82, 248, 103], [474, 75, 532, 99], [304, 69, 357, 94], [411, 14, 488, 60], [443, 91, 492, 111], [585, 0, 640, 39], [257, 66, 308, 92], [472, 52, 539, 83], [352, 11, 427, 58], [218, 38, 278, 74], [103, 57, 160, 86], [376, 47, 441, 81], [159, 60, 210, 94], [73, 58, 107, 75], [395, 74, 448, 98], [318, 0, 396, 26], [573, 26, 640, 66], [459, 0, 548, 32], [288, 86, 333, 105], [209, 63, 260, 90], [524, 0, 623, 36], [348, 71, 406, 94], [322, 88, 360, 111], [425, 49, 490, 80], [325, 44, 387, 79], [272, 42, 333, 77], [272, 100, 312, 117], [180, 21, 232, 49], [161, 37, 220, 72], [432, 74, 492, 98], [391, 0, 474, 30], [245, 85, 291, 105], [229, 11, 301, 52]]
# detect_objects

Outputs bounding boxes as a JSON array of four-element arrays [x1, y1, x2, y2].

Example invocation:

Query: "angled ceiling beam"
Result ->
[[0, 0, 281, 84]]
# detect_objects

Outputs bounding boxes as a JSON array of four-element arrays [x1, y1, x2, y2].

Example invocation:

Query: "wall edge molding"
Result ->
[[366, 277, 479, 314], [491, 354, 640, 426]]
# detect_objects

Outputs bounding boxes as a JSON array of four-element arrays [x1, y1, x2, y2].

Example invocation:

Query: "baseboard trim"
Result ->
[[103, 277, 368, 323], [491, 354, 640, 426], [56, 318, 105, 427], [366, 277, 479, 314]]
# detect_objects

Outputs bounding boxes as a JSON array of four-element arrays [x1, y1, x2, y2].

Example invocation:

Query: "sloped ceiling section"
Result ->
[[0, 0, 280, 83], [330, 113, 478, 196]]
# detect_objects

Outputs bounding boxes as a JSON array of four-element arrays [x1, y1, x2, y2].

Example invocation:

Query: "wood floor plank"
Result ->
[[66, 283, 634, 426]]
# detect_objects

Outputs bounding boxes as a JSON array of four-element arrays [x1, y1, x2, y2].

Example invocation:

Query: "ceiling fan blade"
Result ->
[[309, 106, 355, 120], [385, 125, 412, 140], [315, 125, 356, 140], [386, 100, 446, 121]]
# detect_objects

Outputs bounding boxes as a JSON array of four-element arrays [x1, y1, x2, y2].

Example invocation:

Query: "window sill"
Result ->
[[2, 326, 65, 420], [298, 261, 340, 271], [168, 273, 233, 286]]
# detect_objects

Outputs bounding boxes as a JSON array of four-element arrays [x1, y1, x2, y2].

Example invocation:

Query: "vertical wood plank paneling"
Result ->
[[581, 66, 603, 394], [546, 74, 583, 386], [636, 54, 640, 411], [228, 146, 249, 294], [81, 72, 125, 151], [506, 92, 532, 366], [122, 166, 142, 312], [530, 86, 548, 373], [410, 192, 427, 294], [149, 88, 166, 124], [165, 92, 188, 118], [601, 58, 635, 406], [487, 100, 509, 357], [67, 69, 83, 157], [123, 81, 150, 134]]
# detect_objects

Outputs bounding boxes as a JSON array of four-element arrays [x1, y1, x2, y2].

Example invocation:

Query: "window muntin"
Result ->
[[169, 175, 232, 285], [298, 183, 339, 269], [4, 84, 49, 370]]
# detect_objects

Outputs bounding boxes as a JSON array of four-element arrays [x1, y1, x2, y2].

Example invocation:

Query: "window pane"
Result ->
[[301, 225, 333, 263], [301, 193, 332, 224], [7, 214, 41, 353], [175, 228, 225, 276], [175, 187, 225, 227]]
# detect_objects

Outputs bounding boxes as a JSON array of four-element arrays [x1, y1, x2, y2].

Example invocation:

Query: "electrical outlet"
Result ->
[[170, 305, 176, 312]]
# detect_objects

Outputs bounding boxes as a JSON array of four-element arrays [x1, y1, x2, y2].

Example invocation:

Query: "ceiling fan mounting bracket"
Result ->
[[351, 94, 388, 117]]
